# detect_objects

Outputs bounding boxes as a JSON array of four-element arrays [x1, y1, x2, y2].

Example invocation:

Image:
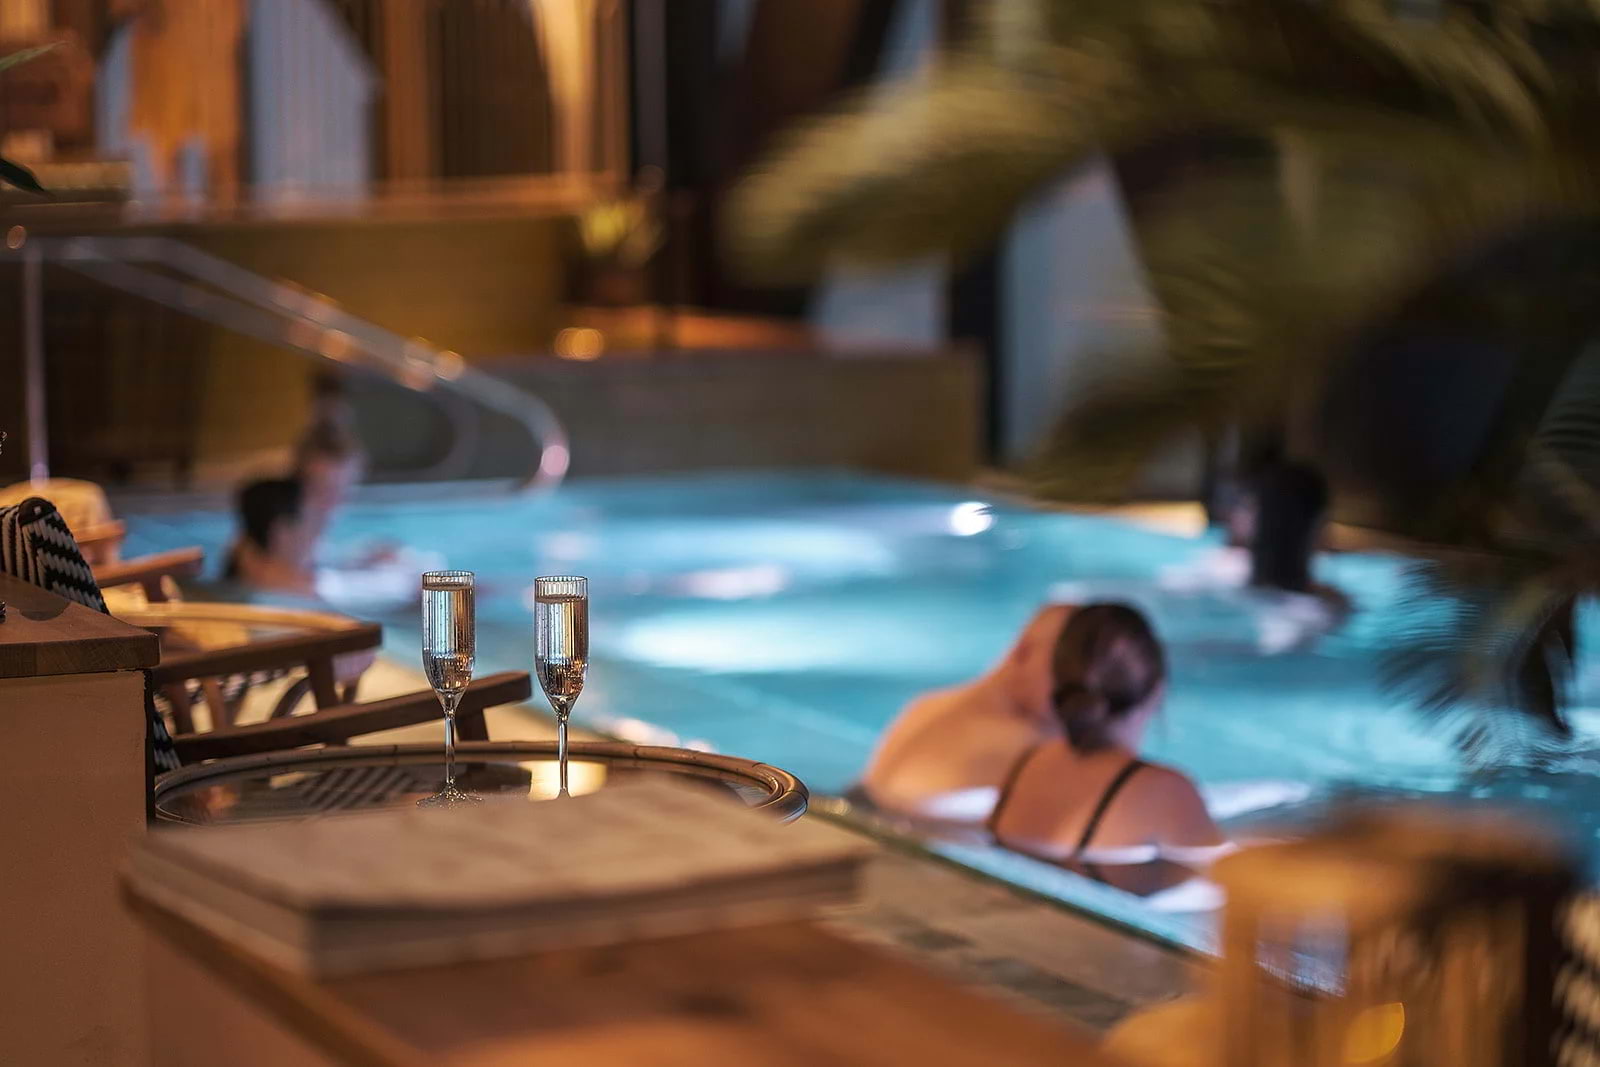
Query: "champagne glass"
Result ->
[[534, 576, 588, 797], [420, 570, 480, 805]]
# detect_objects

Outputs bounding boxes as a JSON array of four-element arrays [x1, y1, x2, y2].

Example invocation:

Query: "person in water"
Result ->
[[225, 417, 365, 593], [1245, 462, 1342, 598], [862, 604, 1077, 823], [863, 603, 1228, 871], [1150, 461, 1350, 654]]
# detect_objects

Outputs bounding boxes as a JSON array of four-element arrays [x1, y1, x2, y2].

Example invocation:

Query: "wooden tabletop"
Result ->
[[128, 890, 1124, 1067], [0, 573, 159, 679]]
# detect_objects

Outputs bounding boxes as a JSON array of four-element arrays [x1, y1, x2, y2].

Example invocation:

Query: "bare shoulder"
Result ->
[[897, 685, 967, 718], [865, 684, 984, 782], [1126, 761, 1206, 803], [1126, 760, 1225, 847]]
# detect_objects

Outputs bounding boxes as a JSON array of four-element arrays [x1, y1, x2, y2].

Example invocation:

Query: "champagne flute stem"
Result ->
[[557, 713, 570, 797], [441, 692, 460, 789], [444, 711, 457, 788]]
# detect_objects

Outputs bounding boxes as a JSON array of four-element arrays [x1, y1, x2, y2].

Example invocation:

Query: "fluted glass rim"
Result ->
[[422, 569, 475, 588], [534, 575, 587, 597]]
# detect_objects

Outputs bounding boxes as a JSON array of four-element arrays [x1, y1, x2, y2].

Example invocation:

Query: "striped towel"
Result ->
[[0, 498, 179, 773]]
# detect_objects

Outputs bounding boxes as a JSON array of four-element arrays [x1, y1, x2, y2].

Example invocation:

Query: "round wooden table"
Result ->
[[154, 741, 809, 825]]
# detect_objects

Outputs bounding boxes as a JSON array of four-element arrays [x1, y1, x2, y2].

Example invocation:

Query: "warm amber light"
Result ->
[[434, 351, 465, 380], [5, 225, 25, 250], [1344, 1002, 1405, 1064], [521, 759, 607, 799], [317, 329, 353, 361], [554, 327, 605, 360]]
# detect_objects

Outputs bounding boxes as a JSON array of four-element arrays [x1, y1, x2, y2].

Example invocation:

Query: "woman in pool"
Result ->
[[863, 603, 1230, 872]]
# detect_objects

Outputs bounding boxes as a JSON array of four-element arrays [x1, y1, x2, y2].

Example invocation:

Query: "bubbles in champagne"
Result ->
[[535, 590, 588, 710], [422, 575, 475, 694]]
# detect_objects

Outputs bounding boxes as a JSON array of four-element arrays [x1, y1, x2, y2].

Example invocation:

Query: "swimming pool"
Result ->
[[121, 470, 1600, 951]]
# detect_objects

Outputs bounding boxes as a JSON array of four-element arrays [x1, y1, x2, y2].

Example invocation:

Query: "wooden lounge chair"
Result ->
[[90, 545, 381, 733], [121, 601, 383, 734], [129, 602, 536, 775], [0, 478, 207, 604], [168, 671, 532, 764], [3, 492, 526, 775], [124, 599, 536, 770], [0, 478, 118, 541], [113, 578, 538, 768], [93, 545, 205, 603]]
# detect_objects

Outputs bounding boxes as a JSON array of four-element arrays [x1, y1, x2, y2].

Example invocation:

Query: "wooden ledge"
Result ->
[[127, 887, 1119, 1067], [0, 573, 159, 679]]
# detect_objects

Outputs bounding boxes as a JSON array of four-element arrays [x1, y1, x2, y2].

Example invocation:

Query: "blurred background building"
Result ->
[[0, 0, 1182, 497]]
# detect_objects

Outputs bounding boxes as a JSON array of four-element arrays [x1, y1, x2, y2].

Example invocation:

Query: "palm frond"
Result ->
[[0, 158, 46, 196], [1025, 368, 1202, 502], [725, 57, 1138, 281], [1321, 0, 1555, 142], [727, 0, 1600, 282], [1021, 201, 1445, 497], [1024, 153, 1542, 497], [1523, 341, 1600, 539], [1383, 554, 1578, 760], [0, 43, 58, 75], [0, 44, 59, 196]]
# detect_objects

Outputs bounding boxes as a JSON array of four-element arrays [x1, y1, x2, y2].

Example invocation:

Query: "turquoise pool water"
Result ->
[[122, 471, 1600, 951]]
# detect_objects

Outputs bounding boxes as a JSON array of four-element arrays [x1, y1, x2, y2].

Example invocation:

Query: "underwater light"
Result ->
[[948, 501, 994, 536]]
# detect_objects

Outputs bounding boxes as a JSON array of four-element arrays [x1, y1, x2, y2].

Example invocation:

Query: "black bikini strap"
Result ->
[[987, 743, 1043, 835], [1073, 759, 1145, 856]]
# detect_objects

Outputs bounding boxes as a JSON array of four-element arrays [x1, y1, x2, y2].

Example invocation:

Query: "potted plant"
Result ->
[[571, 194, 665, 308]]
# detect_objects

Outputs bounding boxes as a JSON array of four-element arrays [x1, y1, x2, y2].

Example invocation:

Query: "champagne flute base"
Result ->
[[418, 782, 483, 806]]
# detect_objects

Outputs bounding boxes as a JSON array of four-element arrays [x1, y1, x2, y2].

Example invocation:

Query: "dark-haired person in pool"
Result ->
[[982, 604, 1229, 875], [225, 418, 366, 594], [224, 476, 310, 592], [864, 604, 1228, 871], [225, 409, 442, 605], [1245, 463, 1345, 598], [1153, 461, 1350, 653]]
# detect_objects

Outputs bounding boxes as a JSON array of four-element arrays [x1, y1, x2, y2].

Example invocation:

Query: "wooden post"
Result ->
[[376, 0, 434, 182], [0, 575, 160, 1065]]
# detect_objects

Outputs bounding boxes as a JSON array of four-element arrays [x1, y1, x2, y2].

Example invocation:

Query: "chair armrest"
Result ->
[[94, 547, 205, 599], [151, 622, 384, 686], [170, 671, 533, 762]]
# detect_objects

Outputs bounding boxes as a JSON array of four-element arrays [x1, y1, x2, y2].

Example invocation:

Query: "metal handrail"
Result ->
[[2, 230, 569, 491]]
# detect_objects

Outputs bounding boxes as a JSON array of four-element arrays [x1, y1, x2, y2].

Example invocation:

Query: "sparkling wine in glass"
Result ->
[[534, 576, 588, 796], [420, 570, 480, 805]]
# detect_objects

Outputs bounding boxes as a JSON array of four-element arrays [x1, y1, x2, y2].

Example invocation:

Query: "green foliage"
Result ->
[[577, 198, 664, 270], [0, 157, 46, 196], [0, 43, 59, 75], [730, 0, 1600, 758], [0, 44, 57, 197], [732, 0, 1600, 494], [1384, 552, 1578, 761]]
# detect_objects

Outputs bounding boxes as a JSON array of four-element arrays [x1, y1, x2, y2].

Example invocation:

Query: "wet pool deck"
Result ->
[[822, 843, 1199, 1033]]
